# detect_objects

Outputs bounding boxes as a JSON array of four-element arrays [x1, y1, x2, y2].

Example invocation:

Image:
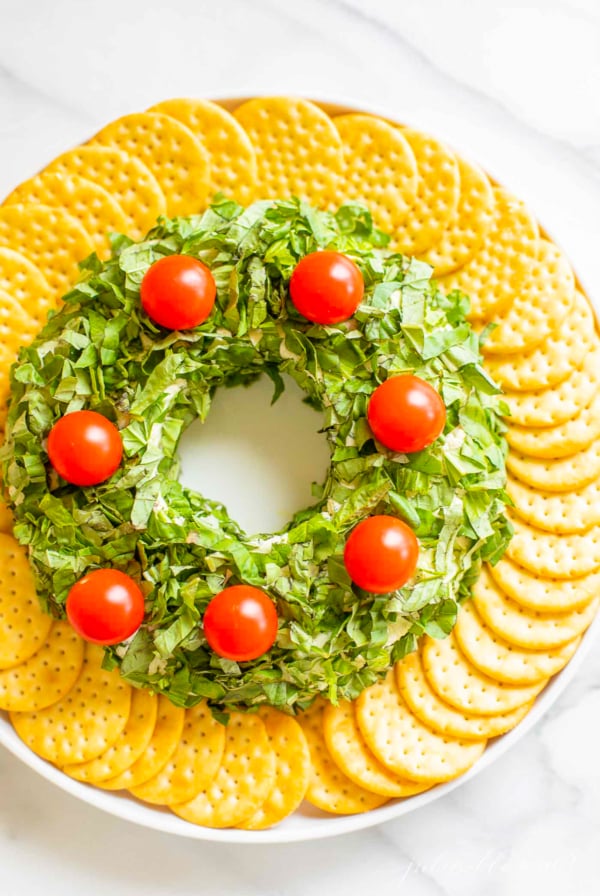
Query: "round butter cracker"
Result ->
[[508, 472, 600, 534], [505, 512, 600, 579], [506, 387, 600, 459], [0, 532, 53, 670], [489, 557, 600, 613], [506, 441, 600, 493], [0, 247, 55, 330]]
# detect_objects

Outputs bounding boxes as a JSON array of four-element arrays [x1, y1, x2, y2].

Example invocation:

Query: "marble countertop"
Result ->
[[1, 0, 600, 893]]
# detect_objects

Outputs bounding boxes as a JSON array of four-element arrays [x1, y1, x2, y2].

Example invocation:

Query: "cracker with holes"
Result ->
[[421, 633, 546, 715], [323, 699, 430, 798], [3, 171, 129, 259], [0, 247, 55, 329], [507, 386, 600, 459], [395, 651, 533, 738], [0, 621, 84, 711], [172, 712, 276, 829], [488, 557, 600, 613], [234, 97, 343, 208], [440, 188, 539, 321], [46, 145, 166, 240], [454, 599, 580, 685], [472, 566, 599, 650], [297, 699, 389, 814], [0, 289, 41, 405], [507, 442, 600, 493], [356, 671, 487, 783], [149, 98, 258, 206], [508, 472, 600, 534], [506, 512, 600, 578], [130, 701, 225, 806], [239, 708, 312, 830], [10, 643, 131, 764], [485, 291, 595, 391], [0, 533, 53, 670]]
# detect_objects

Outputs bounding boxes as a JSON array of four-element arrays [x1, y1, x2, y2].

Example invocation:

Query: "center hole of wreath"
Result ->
[[178, 374, 331, 536]]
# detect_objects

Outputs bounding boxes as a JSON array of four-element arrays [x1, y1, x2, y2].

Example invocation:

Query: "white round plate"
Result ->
[[0, 96, 597, 843]]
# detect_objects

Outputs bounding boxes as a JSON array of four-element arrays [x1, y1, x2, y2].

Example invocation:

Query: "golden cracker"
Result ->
[[421, 157, 495, 276], [508, 472, 600, 534], [239, 708, 311, 830], [484, 291, 594, 391], [507, 441, 600, 493], [440, 187, 539, 322], [0, 498, 13, 533], [473, 566, 599, 650], [356, 670, 486, 783], [489, 557, 600, 613], [502, 344, 600, 428], [323, 699, 429, 798], [148, 98, 257, 206], [506, 386, 600, 459], [455, 598, 580, 684], [396, 650, 533, 738], [0, 247, 56, 329], [0, 289, 41, 405], [130, 701, 225, 806], [421, 633, 546, 715], [99, 695, 185, 791], [0, 204, 94, 298], [333, 114, 418, 235], [233, 97, 343, 209], [10, 643, 131, 764], [172, 712, 276, 829], [505, 512, 600, 578], [0, 532, 53, 670], [297, 698, 389, 814], [0, 620, 83, 711], [3, 171, 129, 259], [63, 688, 157, 784]]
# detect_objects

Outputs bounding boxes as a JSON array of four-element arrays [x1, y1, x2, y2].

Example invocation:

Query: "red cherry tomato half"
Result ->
[[140, 254, 216, 330], [47, 410, 123, 487], [289, 250, 364, 325], [367, 375, 446, 454], [66, 569, 145, 646], [344, 515, 419, 593], [203, 585, 278, 662]]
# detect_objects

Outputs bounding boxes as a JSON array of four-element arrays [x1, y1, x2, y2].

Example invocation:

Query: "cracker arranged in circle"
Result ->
[[130, 701, 225, 806], [440, 188, 539, 321], [394, 127, 460, 256], [472, 566, 599, 650], [99, 695, 185, 791], [484, 291, 595, 391], [481, 240, 575, 356], [0, 533, 53, 670], [171, 712, 276, 829], [0, 620, 84, 711], [0, 247, 57, 329], [489, 557, 600, 613], [10, 643, 131, 765], [233, 97, 343, 209], [297, 699, 389, 814], [421, 157, 495, 276], [238, 708, 311, 830], [356, 671, 486, 783], [323, 699, 430, 797], [0, 204, 94, 298], [46, 145, 166, 240], [3, 171, 129, 259], [63, 688, 158, 784], [421, 633, 546, 715], [506, 387, 600, 459], [148, 98, 257, 206], [333, 114, 418, 236], [454, 599, 580, 684], [0, 498, 13, 533], [507, 441, 600, 493], [502, 344, 600, 428], [505, 512, 600, 578], [508, 472, 600, 534], [395, 650, 533, 738], [91, 112, 211, 217], [0, 289, 42, 405]]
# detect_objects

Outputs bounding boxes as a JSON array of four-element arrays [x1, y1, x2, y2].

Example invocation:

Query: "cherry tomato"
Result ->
[[66, 568, 145, 646], [344, 515, 419, 593], [367, 375, 446, 454], [203, 585, 278, 662], [140, 254, 216, 330], [289, 250, 364, 325], [47, 410, 123, 487]]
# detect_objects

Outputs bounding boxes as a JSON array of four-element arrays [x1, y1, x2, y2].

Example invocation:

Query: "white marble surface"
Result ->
[[1, 0, 600, 893]]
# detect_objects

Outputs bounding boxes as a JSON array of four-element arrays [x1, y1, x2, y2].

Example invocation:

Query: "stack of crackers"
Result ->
[[0, 96, 598, 829]]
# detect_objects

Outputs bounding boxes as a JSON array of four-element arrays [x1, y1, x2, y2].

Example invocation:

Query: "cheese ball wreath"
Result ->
[[1, 197, 510, 712]]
